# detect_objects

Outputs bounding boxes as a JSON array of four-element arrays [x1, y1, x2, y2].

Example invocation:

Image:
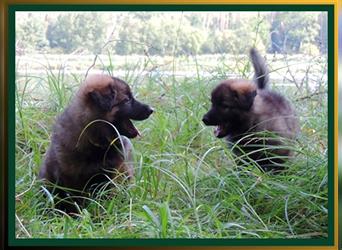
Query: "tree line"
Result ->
[[16, 12, 327, 55]]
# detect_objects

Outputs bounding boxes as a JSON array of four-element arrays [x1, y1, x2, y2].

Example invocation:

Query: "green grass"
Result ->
[[15, 54, 328, 239]]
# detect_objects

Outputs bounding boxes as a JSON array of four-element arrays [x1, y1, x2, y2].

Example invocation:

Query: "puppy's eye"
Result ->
[[127, 93, 134, 101], [120, 98, 130, 105], [109, 86, 117, 97], [232, 91, 239, 100], [220, 102, 233, 109], [116, 97, 131, 106], [123, 97, 134, 106]]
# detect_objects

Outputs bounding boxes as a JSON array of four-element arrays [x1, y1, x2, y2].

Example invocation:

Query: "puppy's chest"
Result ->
[[224, 118, 263, 149], [225, 117, 256, 140], [69, 145, 124, 174]]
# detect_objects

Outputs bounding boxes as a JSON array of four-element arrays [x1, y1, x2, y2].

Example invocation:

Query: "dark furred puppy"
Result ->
[[39, 74, 153, 213], [202, 48, 299, 172]]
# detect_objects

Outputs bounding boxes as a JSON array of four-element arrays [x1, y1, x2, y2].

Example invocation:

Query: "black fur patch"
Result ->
[[89, 90, 116, 111]]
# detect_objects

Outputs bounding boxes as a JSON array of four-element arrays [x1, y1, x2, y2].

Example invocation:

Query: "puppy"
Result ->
[[39, 74, 153, 213], [202, 48, 299, 172]]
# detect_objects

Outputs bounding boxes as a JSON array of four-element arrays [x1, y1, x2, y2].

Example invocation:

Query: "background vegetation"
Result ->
[[16, 12, 327, 56], [15, 11, 328, 239]]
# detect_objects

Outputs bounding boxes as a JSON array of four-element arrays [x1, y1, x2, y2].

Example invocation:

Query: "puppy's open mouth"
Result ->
[[117, 120, 141, 138], [214, 125, 229, 138]]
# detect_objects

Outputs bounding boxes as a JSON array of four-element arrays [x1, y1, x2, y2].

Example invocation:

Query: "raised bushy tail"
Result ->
[[250, 48, 269, 89]]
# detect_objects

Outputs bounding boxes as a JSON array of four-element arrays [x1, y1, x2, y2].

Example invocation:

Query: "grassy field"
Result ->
[[15, 53, 328, 239]]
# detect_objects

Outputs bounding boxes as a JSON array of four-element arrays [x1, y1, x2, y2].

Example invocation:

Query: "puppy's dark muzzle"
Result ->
[[116, 98, 154, 121], [130, 100, 154, 120], [202, 114, 211, 125], [138, 106, 154, 119], [202, 110, 218, 126]]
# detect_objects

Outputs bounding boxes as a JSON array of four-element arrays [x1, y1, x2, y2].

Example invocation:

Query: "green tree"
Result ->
[[46, 12, 106, 54], [270, 12, 320, 54], [201, 13, 269, 55], [114, 15, 146, 55], [114, 14, 205, 56], [317, 13, 328, 54], [16, 13, 49, 53]]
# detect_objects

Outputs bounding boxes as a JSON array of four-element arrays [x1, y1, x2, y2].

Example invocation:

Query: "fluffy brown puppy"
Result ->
[[202, 48, 299, 172], [39, 74, 153, 213]]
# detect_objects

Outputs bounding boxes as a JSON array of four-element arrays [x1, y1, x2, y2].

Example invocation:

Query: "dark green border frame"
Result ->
[[7, 4, 335, 247]]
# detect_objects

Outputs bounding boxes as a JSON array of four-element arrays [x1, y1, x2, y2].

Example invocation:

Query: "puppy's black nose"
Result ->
[[148, 107, 154, 115], [202, 115, 209, 125]]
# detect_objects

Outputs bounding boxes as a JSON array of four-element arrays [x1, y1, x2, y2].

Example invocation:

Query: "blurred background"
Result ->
[[15, 11, 328, 108], [16, 11, 327, 56]]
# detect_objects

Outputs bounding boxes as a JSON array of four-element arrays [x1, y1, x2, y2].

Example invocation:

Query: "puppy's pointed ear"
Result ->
[[234, 90, 257, 110], [89, 86, 117, 111]]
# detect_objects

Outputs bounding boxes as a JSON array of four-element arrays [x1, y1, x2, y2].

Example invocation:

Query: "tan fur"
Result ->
[[227, 79, 257, 95], [39, 74, 153, 213], [203, 49, 300, 172], [252, 91, 299, 139]]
